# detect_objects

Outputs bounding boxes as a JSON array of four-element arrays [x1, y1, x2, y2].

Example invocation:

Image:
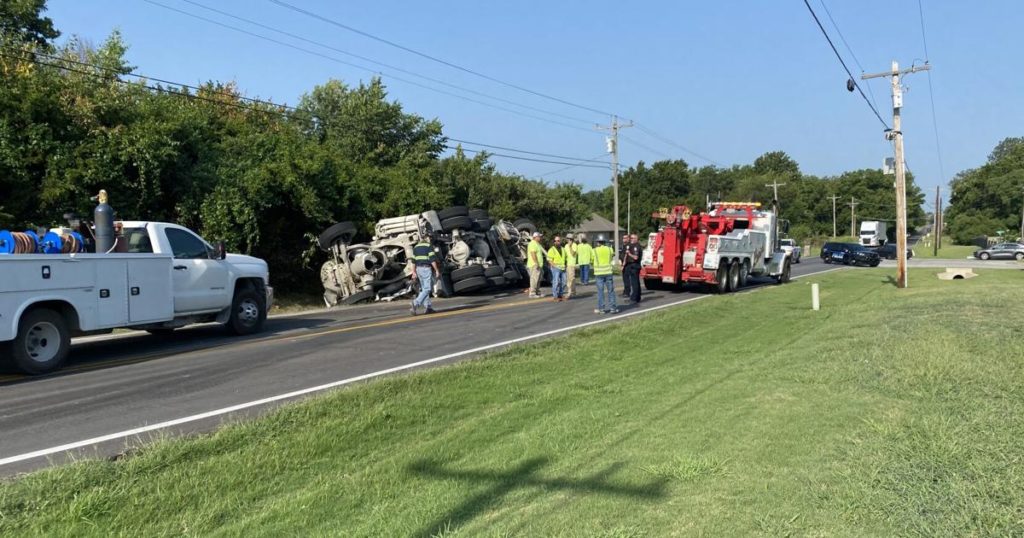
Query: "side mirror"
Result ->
[[216, 241, 227, 260]]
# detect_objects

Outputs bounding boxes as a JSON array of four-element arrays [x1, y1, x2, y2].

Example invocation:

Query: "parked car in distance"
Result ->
[[822, 242, 880, 267], [875, 243, 915, 260], [779, 238, 802, 263], [973, 243, 1024, 261]]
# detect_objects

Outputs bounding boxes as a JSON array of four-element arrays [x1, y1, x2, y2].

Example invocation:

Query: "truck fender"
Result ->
[[767, 251, 790, 276], [4, 297, 82, 341]]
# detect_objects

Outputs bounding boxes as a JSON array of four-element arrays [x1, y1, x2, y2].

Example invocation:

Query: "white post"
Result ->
[[811, 283, 820, 311]]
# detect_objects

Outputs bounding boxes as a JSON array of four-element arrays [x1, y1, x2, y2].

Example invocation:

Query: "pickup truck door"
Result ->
[[165, 228, 231, 313]]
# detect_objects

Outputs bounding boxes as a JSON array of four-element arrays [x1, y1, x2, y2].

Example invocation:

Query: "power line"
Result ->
[[816, 0, 880, 111], [800, 0, 890, 130], [535, 153, 615, 178], [143, 0, 596, 134], [267, 0, 618, 119], [619, 135, 674, 160], [447, 138, 610, 163], [633, 124, 721, 166], [449, 147, 610, 169], [917, 0, 947, 190], [176, 0, 594, 126]]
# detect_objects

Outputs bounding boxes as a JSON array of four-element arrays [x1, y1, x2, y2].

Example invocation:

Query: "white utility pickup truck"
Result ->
[[1, 221, 273, 374]]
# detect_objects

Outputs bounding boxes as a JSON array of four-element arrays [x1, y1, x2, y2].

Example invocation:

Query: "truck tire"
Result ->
[[716, 263, 730, 294], [643, 279, 663, 291], [468, 208, 490, 220], [776, 260, 791, 284], [340, 289, 376, 305], [441, 216, 474, 232], [227, 286, 267, 335], [515, 221, 537, 236], [472, 218, 493, 232], [727, 261, 740, 292], [487, 276, 507, 287], [453, 275, 488, 294], [317, 221, 357, 250], [438, 272, 455, 298], [738, 260, 750, 288], [436, 206, 469, 221], [451, 264, 485, 281], [483, 265, 504, 277], [8, 308, 71, 375], [503, 269, 520, 282]]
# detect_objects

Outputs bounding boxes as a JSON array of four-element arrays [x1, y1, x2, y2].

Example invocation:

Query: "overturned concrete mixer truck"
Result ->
[[318, 206, 540, 306]]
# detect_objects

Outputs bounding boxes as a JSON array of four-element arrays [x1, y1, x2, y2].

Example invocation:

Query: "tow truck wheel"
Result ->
[[727, 261, 740, 292], [8, 308, 70, 375], [738, 260, 750, 288], [776, 260, 791, 284], [715, 263, 730, 294]]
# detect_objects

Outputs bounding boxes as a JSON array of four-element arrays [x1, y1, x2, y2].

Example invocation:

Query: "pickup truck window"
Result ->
[[166, 228, 211, 259], [122, 228, 154, 253]]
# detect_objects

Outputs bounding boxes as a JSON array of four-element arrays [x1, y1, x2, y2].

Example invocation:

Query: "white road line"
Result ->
[[0, 266, 839, 468]]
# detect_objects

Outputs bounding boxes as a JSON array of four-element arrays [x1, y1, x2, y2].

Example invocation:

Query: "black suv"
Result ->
[[875, 243, 914, 260], [822, 242, 881, 266]]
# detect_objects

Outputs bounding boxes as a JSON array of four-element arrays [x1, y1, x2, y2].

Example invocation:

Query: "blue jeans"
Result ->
[[579, 264, 592, 284], [550, 267, 566, 298], [412, 266, 434, 308], [596, 275, 616, 311]]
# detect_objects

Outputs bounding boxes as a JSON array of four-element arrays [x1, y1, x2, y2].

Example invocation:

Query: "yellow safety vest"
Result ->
[[594, 245, 614, 276], [527, 240, 545, 268], [576, 243, 593, 265], [547, 245, 566, 270], [565, 242, 578, 266]]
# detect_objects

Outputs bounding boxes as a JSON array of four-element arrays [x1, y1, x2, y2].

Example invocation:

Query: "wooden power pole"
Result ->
[[597, 115, 633, 261], [862, 61, 930, 289], [848, 197, 858, 238], [829, 195, 840, 238], [933, 186, 939, 256]]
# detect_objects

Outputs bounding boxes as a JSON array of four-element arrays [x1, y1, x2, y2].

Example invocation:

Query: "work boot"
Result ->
[[425, 307, 436, 314], [410, 305, 418, 316]]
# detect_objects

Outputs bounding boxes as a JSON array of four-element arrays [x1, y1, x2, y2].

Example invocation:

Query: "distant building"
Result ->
[[571, 213, 625, 243]]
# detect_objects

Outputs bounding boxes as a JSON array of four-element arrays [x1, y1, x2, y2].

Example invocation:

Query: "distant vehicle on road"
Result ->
[[779, 238, 802, 263], [859, 221, 888, 247], [822, 242, 881, 267], [875, 243, 914, 260], [973, 243, 1024, 261]]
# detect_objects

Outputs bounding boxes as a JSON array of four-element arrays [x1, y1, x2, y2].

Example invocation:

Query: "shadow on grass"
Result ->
[[407, 456, 666, 537], [882, 275, 898, 287]]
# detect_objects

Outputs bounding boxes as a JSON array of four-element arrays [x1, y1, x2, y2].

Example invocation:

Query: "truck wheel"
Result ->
[[483, 265, 504, 277], [453, 275, 488, 294], [437, 206, 469, 221], [441, 216, 474, 232], [227, 287, 267, 335], [468, 208, 490, 221], [487, 276, 507, 287], [340, 289, 376, 305], [317, 221, 356, 250], [8, 308, 70, 375], [643, 279, 664, 291], [776, 260, 791, 284], [738, 260, 750, 288], [451, 264, 485, 281], [715, 263, 730, 294], [727, 261, 740, 292], [473, 218, 493, 232]]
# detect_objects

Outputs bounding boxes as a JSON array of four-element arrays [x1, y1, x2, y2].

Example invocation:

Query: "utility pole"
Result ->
[[933, 186, 939, 256], [1019, 188, 1024, 241], [937, 194, 943, 249], [829, 195, 841, 237], [597, 115, 633, 261], [863, 61, 930, 289], [848, 197, 858, 237], [627, 189, 631, 236], [765, 179, 786, 215]]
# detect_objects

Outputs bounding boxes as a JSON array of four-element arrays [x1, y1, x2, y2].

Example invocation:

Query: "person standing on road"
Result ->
[[619, 235, 632, 299], [410, 238, 440, 315], [623, 234, 642, 304], [564, 233, 578, 298], [547, 235, 568, 301], [593, 238, 618, 314], [576, 234, 593, 285], [526, 232, 546, 298]]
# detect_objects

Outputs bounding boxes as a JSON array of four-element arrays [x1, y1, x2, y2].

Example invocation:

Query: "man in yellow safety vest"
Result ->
[[564, 233, 579, 298], [547, 235, 568, 301], [526, 231, 546, 298], [576, 234, 594, 285], [592, 237, 618, 314]]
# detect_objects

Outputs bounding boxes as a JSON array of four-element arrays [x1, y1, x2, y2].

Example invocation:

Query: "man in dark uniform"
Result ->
[[410, 237, 440, 315], [619, 235, 631, 298], [623, 233, 642, 304]]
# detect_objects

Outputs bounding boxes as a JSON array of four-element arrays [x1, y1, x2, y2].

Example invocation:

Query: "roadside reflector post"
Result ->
[[811, 283, 820, 311]]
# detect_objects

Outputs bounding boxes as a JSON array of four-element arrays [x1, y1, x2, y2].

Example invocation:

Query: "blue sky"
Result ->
[[44, 1, 1022, 202]]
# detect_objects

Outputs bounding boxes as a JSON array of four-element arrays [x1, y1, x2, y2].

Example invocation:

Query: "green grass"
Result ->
[[912, 243, 979, 259], [268, 291, 325, 314], [3, 269, 1023, 536]]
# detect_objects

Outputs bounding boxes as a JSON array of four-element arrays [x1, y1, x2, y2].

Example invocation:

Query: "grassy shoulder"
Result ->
[[912, 243, 978, 259], [3, 269, 1023, 536]]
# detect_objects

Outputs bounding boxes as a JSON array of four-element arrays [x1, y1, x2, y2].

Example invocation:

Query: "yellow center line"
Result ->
[[0, 294, 549, 382]]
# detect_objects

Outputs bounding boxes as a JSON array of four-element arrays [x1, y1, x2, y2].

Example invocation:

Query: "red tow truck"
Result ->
[[640, 202, 792, 293]]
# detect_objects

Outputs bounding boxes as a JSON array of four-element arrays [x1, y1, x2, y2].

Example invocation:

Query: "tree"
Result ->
[[946, 137, 1024, 243], [0, 0, 59, 47]]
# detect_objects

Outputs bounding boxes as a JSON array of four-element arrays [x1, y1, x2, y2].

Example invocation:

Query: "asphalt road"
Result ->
[[0, 258, 835, 476]]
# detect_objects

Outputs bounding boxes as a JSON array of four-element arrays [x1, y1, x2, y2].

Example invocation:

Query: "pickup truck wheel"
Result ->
[[227, 287, 267, 335], [715, 264, 730, 294], [9, 308, 70, 375]]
